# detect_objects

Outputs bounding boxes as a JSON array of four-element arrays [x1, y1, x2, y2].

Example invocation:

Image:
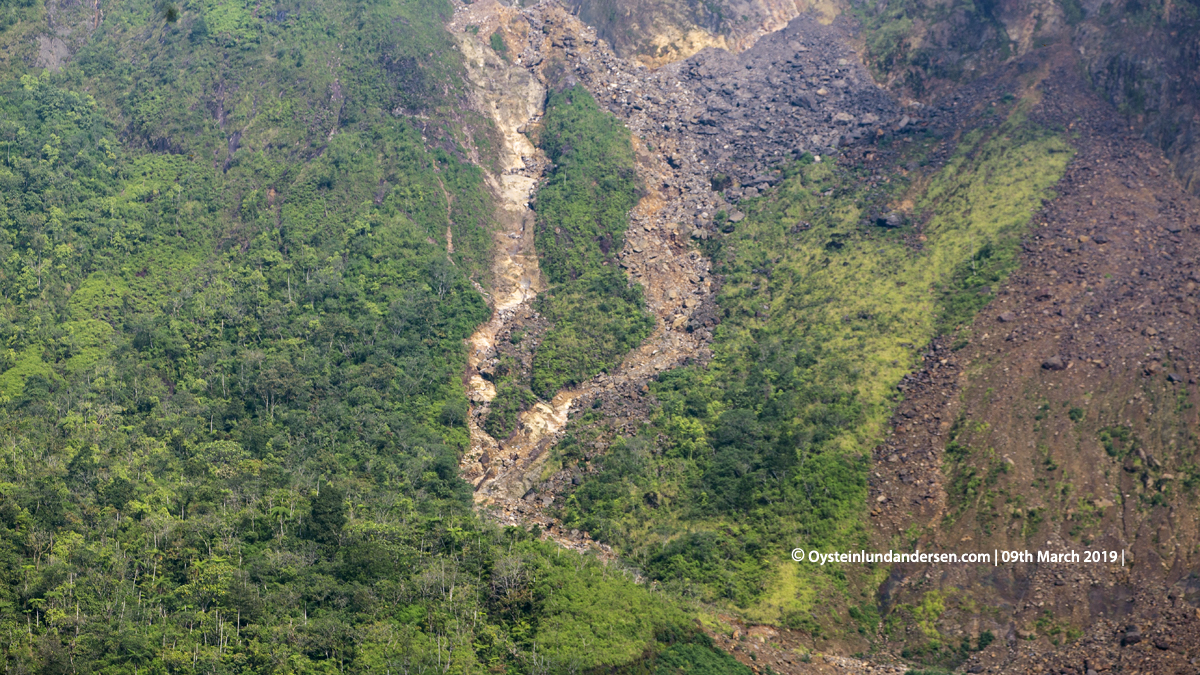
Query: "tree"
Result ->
[[309, 485, 346, 547]]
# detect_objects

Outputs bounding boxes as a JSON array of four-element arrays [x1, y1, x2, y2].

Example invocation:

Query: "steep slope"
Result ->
[[459, 1, 1200, 672], [556, 0, 1200, 195], [3, 0, 1197, 670], [852, 0, 1200, 193], [0, 0, 753, 671], [451, 0, 721, 551], [872, 51, 1200, 674], [565, 0, 841, 66]]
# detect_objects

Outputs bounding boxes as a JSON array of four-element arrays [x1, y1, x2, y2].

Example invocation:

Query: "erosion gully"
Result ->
[[447, 0, 727, 556]]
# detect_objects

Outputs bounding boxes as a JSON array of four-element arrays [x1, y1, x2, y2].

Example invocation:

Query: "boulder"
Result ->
[[1042, 356, 1067, 370], [877, 211, 905, 228]]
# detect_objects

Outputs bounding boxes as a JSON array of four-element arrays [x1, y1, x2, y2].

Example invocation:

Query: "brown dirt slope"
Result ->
[[872, 47, 1200, 675]]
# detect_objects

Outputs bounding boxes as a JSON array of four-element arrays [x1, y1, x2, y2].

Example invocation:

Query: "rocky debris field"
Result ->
[[872, 49, 1200, 674], [449, 0, 919, 563], [704, 616, 912, 675], [870, 335, 962, 532], [456, 2, 1200, 672], [554, 10, 911, 229], [971, 596, 1200, 675], [665, 16, 900, 198]]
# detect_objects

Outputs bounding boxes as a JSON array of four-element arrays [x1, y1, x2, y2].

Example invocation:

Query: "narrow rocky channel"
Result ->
[[449, 0, 902, 555], [449, 0, 724, 554]]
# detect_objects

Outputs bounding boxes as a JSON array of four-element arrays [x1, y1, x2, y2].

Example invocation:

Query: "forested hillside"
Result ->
[[5, 0, 1200, 670], [0, 0, 745, 671]]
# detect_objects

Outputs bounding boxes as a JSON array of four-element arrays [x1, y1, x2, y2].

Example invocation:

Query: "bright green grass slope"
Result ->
[[0, 0, 739, 671], [563, 103, 1072, 633]]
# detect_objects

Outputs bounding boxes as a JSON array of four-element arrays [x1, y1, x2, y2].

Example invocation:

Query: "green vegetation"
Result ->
[[533, 269, 655, 397], [0, 0, 736, 671], [0, 0, 35, 33], [534, 86, 640, 284], [853, 0, 1013, 89], [1034, 610, 1083, 645], [530, 85, 653, 398], [561, 104, 1071, 628], [485, 380, 538, 439], [1099, 425, 1136, 457], [489, 31, 509, 61], [1059, 0, 1086, 24], [894, 591, 994, 669], [479, 85, 653, 435]]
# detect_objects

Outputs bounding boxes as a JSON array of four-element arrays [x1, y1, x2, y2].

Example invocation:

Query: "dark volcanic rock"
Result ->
[[1042, 355, 1067, 370], [659, 14, 901, 197]]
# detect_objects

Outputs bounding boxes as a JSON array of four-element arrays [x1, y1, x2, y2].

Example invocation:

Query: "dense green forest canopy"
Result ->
[[0, 0, 743, 672]]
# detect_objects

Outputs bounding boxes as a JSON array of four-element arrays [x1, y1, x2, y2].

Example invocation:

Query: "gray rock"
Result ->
[[791, 92, 817, 110], [1042, 356, 1067, 370], [728, 210, 745, 223], [997, 311, 1017, 323]]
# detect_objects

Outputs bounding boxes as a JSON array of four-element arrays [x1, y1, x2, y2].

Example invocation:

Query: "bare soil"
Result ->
[[871, 46, 1200, 675]]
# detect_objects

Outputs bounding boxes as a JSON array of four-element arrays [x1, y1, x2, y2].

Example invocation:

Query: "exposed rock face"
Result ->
[[451, 0, 725, 554], [563, 0, 841, 66], [852, 0, 1200, 194], [546, 8, 904, 223], [453, 1, 1200, 673], [1076, 14, 1200, 194]]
